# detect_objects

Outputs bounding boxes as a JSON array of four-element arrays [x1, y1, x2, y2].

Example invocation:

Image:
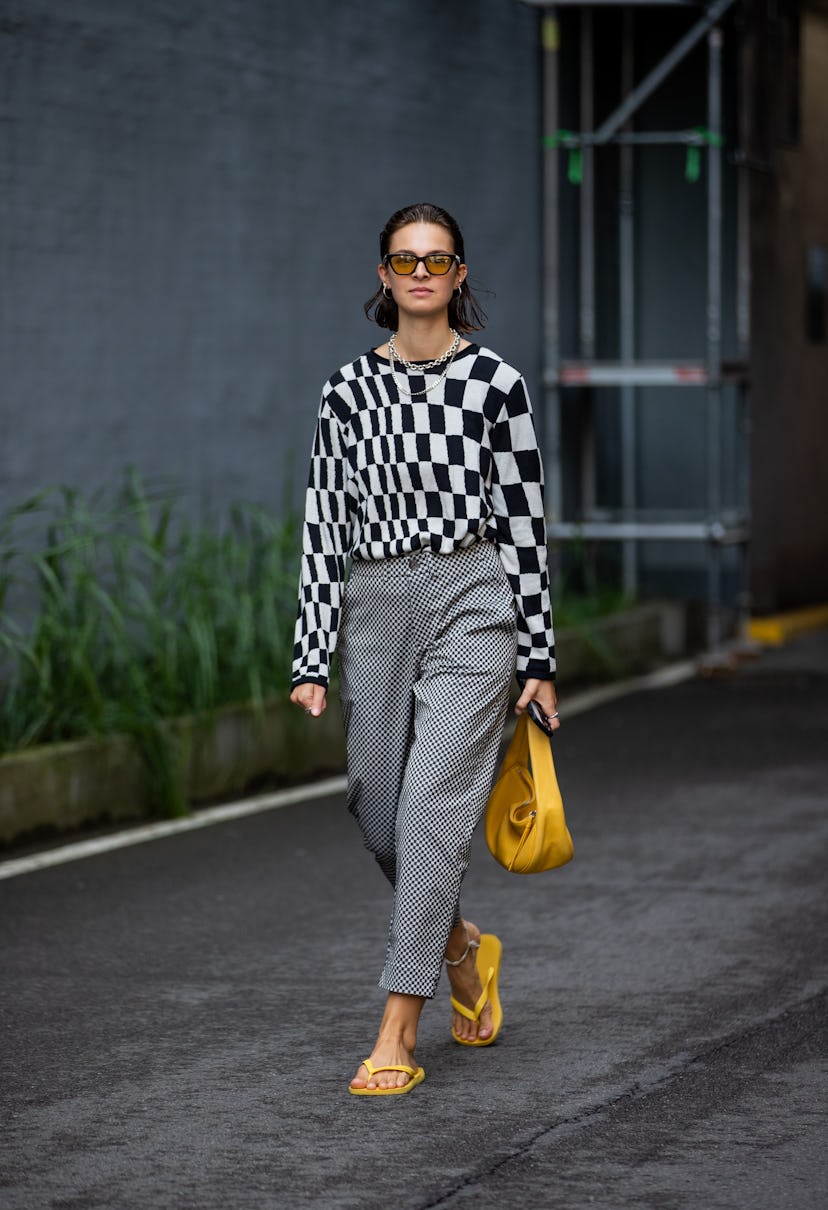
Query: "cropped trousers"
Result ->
[[337, 540, 518, 999]]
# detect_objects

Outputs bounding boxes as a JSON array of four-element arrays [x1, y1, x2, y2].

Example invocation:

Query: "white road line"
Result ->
[[561, 659, 698, 716], [0, 660, 698, 882], [0, 776, 348, 881]]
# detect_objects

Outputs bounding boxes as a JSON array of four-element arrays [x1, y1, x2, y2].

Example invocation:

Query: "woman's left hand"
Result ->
[[515, 677, 560, 732]]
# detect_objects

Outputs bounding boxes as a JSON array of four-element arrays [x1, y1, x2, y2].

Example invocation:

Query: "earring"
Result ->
[[454, 283, 464, 300], [382, 285, 392, 299]]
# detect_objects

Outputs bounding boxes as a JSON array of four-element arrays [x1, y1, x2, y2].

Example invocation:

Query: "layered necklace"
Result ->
[[388, 329, 460, 397]]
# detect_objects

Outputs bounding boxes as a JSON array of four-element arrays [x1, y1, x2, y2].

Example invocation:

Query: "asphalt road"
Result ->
[[1, 634, 827, 1209]]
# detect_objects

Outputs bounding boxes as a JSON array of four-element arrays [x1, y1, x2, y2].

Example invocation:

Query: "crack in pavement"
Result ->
[[418, 987, 828, 1209]]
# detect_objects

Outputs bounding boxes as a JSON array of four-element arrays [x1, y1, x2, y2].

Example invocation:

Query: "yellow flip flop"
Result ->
[[450, 932, 503, 1046], [349, 1059, 426, 1096]]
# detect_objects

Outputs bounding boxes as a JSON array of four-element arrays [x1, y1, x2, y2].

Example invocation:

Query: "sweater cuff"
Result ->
[[291, 674, 330, 691], [516, 670, 556, 687]]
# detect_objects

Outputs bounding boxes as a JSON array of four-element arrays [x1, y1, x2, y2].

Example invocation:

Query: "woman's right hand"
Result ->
[[289, 682, 327, 717]]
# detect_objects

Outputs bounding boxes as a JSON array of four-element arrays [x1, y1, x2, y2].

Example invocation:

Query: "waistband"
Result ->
[[350, 539, 499, 577]]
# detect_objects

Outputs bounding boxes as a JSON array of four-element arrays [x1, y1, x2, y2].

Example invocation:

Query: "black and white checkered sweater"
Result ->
[[292, 343, 556, 688]]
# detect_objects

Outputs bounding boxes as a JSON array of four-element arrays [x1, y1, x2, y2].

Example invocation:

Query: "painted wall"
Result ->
[[748, 1, 828, 612], [0, 0, 542, 518]]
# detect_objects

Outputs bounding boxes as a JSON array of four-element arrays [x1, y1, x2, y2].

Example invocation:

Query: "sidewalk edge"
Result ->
[[0, 661, 698, 882]]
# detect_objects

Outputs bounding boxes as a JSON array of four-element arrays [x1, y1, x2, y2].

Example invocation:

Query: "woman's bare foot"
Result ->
[[445, 919, 494, 1043], [350, 1042, 418, 1091], [349, 992, 425, 1091]]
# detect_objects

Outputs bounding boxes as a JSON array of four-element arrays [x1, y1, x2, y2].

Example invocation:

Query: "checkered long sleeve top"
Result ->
[[292, 343, 556, 688]]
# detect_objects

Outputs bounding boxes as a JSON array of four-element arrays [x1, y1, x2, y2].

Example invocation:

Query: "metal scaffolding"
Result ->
[[524, 0, 751, 656]]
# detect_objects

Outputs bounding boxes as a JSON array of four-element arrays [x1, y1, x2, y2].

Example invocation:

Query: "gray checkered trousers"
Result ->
[[338, 539, 518, 999]]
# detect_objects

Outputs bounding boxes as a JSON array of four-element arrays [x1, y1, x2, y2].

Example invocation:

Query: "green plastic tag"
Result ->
[[685, 146, 701, 183], [685, 126, 726, 183], [543, 130, 583, 186]]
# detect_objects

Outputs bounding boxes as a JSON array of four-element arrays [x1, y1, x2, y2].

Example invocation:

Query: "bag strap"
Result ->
[[526, 712, 555, 784], [500, 711, 529, 774]]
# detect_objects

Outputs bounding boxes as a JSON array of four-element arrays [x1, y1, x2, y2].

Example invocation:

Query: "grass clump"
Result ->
[[0, 471, 301, 815], [551, 543, 636, 678]]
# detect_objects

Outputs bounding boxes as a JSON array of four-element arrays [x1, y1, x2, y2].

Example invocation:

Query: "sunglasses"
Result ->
[[384, 252, 461, 276]]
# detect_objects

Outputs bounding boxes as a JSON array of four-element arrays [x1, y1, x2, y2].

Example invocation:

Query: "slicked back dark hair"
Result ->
[[364, 202, 487, 333]]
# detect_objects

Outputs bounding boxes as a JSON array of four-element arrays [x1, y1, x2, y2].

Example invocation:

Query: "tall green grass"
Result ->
[[0, 471, 301, 815], [0, 476, 633, 816]]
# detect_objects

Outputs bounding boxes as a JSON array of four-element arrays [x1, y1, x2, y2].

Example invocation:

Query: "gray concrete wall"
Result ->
[[3, 2, 826, 615], [1, 0, 542, 518]]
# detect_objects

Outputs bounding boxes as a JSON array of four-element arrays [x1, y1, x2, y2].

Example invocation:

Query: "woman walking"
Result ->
[[290, 202, 558, 1095]]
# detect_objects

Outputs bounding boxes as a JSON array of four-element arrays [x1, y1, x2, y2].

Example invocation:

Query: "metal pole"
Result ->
[[579, 7, 596, 363], [619, 7, 637, 598], [541, 9, 562, 539], [706, 27, 724, 654], [579, 6, 596, 595]]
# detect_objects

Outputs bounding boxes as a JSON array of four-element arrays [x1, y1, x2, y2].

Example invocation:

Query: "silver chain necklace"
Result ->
[[388, 329, 460, 371], [387, 330, 461, 398]]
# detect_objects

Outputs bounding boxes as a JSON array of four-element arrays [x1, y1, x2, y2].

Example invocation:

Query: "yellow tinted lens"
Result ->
[[389, 254, 417, 274], [425, 255, 454, 274]]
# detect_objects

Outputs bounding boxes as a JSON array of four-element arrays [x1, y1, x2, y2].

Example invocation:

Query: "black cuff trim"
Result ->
[[291, 675, 329, 691]]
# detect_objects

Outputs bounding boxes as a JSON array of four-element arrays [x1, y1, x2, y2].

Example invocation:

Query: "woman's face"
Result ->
[[378, 222, 467, 323]]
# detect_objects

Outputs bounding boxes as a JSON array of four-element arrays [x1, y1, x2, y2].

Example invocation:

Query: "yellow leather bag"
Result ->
[[485, 713, 573, 874]]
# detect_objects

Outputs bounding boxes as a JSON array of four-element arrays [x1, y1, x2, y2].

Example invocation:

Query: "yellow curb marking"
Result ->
[[747, 604, 828, 646]]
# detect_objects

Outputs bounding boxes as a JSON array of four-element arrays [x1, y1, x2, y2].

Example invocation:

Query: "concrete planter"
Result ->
[[0, 696, 347, 847], [0, 602, 685, 847], [555, 600, 686, 682]]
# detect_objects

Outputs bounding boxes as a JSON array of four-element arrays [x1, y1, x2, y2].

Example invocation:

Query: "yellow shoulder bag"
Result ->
[[485, 713, 573, 875]]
